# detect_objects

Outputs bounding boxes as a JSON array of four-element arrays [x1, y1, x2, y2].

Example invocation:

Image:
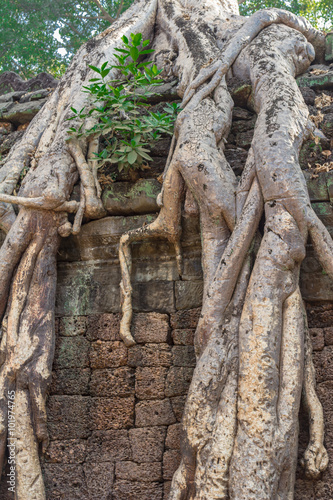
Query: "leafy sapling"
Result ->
[[67, 33, 180, 172]]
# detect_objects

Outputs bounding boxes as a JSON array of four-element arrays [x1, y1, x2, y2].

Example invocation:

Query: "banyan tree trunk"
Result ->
[[0, 0, 332, 498]]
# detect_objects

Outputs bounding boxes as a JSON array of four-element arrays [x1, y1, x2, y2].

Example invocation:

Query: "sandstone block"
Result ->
[[310, 328, 325, 351], [84, 462, 114, 500], [163, 450, 181, 480], [175, 280, 203, 310], [132, 312, 170, 343], [128, 343, 172, 367], [170, 308, 201, 329], [171, 396, 187, 422], [165, 423, 182, 450], [89, 396, 135, 430], [115, 461, 162, 482], [172, 346, 196, 367], [132, 281, 175, 313], [45, 439, 87, 464], [89, 367, 135, 397], [90, 341, 127, 369], [58, 316, 87, 336], [313, 347, 333, 383], [50, 368, 90, 395], [86, 313, 121, 341], [172, 329, 195, 346], [325, 327, 333, 345], [112, 480, 163, 500], [87, 430, 131, 462], [135, 366, 168, 400], [135, 399, 176, 427], [129, 426, 166, 463], [47, 396, 91, 440], [53, 337, 90, 369], [43, 463, 88, 500], [165, 366, 194, 397]]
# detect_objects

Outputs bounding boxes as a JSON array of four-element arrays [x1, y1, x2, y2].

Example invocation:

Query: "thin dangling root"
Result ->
[[119, 163, 184, 345], [88, 136, 102, 199], [301, 299, 329, 479], [72, 183, 86, 235]]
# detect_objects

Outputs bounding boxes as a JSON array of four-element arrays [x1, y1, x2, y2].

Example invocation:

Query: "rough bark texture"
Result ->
[[0, 0, 332, 498]]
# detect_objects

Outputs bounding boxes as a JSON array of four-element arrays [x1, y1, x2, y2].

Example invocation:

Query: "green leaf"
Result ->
[[139, 49, 154, 55], [70, 107, 77, 114], [101, 61, 108, 71], [142, 39, 150, 47], [127, 150, 138, 164], [122, 35, 129, 45], [130, 47, 139, 61], [131, 33, 142, 46], [115, 48, 129, 54], [88, 64, 101, 74]]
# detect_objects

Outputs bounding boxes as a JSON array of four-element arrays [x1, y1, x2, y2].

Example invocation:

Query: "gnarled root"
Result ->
[[119, 162, 184, 346], [0, 209, 60, 499]]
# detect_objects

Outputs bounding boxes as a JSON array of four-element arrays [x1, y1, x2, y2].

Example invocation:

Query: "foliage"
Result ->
[[0, 0, 134, 78], [67, 33, 180, 171], [240, 0, 333, 31], [2, 0, 332, 79]]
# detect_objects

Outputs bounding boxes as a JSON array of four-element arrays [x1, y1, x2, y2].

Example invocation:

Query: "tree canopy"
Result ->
[[0, 0, 332, 78]]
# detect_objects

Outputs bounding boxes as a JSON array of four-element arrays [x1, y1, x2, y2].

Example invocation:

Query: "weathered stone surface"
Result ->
[[115, 461, 162, 482], [89, 341, 127, 369], [172, 346, 196, 367], [89, 396, 135, 430], [163, 449, 181, 480], [326, 32, 333, 62], [128, 343, 172, 367], [297, 69, 333, 90], [135, 399, 176, 427], [54, 336, 90, 369], [175, 280, 203, 310], [165, 366, 194, 397], [171, 329, 195, 345], [299, 86, 316, 106], [129, 426, 166, 463], [86, 313, 121, 341], [294, 478, 315, 500], [132, 312, 170, 343], [102, 179, 161, 215], [313, 347, 333, 383], [43, 464, 88, 500], [0, 122, 14, 134], [325, 327, 333, 346], [0, 91, 25, 103], [309, 328, 325, 351], [89, 367, 135, 397], [58, 315, 87, 336], [47, 396, 91, 440], [45, 439, 87, 464], [0, 71, 58, 95], [50, 368, 90, 395], [135, 366, 168, 400], [132, 281, 175, 313], [0, 98, 47, 124], [84, 462, 115, 500], [112, 480, 163, 500], [165, 423, 181, 450], [19, 88, 53, 102], [87, 430, 131, 462], [170, 308, 201, 329], [170, 395, 187, 422]]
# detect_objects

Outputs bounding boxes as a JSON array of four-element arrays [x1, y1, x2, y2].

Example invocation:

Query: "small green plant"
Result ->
[[67, 33, 180, 172]]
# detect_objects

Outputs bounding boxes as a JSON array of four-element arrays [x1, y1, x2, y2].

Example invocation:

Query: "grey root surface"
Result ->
[[0, 0, 332, 498]]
